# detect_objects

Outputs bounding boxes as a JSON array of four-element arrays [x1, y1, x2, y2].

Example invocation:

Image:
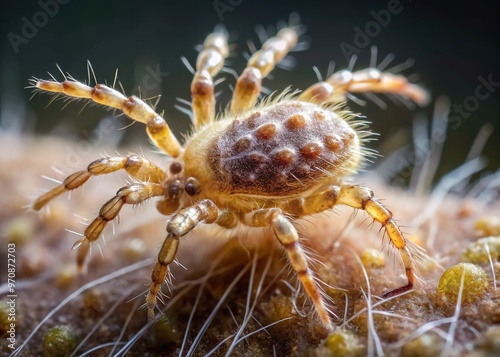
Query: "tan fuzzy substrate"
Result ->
[[1, 133, 499, 357]]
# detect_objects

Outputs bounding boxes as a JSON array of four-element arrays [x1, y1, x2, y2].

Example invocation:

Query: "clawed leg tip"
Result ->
[[381, 283, 414, 299], [72, 238, 86, 250]]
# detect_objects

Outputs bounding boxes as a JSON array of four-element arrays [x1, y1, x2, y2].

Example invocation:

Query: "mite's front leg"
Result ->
[[33, 155, 166, 210], [147, 199, 234, 320], [338, 184, 417, 297], [73, 183, 165, 270], [242, 208, 333, 330]]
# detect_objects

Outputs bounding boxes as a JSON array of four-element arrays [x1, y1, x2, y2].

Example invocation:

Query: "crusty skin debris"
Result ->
[[32, 16, 428, 331]]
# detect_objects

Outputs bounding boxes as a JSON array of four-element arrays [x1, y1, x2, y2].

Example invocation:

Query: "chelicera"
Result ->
[[31, 16, 428, 330]]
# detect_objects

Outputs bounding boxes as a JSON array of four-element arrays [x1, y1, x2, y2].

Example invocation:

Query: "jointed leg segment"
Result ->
[[283, 183, 416, 303], [33, 155, 166, 210], [337, 185, 416, 295], [230, 27, 298, 115], [191, 28, 228, 129], [242, 207, 333, 330], [147, 199, 232, 320], [75, 182, 165, 270], [298, 67, 429, 106], [33, 154, 167, 271], [33, 78, 182, 157]]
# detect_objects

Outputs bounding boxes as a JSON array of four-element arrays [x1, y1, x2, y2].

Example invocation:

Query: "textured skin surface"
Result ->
[[209, 101, 358, 196]]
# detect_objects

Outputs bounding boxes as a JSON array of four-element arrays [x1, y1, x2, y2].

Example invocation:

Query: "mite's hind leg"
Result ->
[[298, 67, 429, 106], [31, 75, 182, 157], [74, 182, 165, 270], [33, 155, 167, 210], [191, 27, 228, 129], [242, 208, 332, 330], [337, 184, 416, 297], [147, 199, 234, 320], [230, 26, 299, 115]]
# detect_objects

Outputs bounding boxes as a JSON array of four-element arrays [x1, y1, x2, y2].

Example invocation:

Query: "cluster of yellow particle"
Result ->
[[151, 316, 180, 348], [360, 248, 385, 269], [42, 325, 77, 357], [475, 216, 500, 237], [461, 236, 500, 265], [321, 329, 364, 357], [437, 262, 489, 305], [401, 333, 444, 357], [4, 218, 34, 246]]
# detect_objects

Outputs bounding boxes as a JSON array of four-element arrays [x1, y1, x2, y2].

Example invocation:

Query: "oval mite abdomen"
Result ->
[[210, 101, 358, 195]]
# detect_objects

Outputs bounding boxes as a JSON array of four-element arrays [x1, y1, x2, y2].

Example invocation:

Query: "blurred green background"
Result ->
[[1, 0, 499, 182]]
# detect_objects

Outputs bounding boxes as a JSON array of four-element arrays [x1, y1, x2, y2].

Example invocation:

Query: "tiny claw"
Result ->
[[381, 281, 414, 299], [75, 238, 90, 273], [71, 238, 85, 250]]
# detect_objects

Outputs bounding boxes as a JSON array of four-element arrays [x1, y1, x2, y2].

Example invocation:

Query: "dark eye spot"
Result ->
[[185, 178, 201, 196], [169, 162, 182, 174], [168, 181, 181, 197]]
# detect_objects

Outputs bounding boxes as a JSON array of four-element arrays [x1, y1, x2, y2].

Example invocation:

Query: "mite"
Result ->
[[31, 16, 428, 330]]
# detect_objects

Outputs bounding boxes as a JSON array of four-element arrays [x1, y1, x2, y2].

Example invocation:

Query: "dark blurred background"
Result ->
[[1, 0, 499, 182]]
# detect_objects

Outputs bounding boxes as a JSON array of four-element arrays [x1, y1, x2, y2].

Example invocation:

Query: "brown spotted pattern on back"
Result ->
[[209, 101, 358, 195]]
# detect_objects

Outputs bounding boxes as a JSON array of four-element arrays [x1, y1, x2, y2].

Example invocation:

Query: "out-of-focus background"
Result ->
[[1, 0, 499, 180]]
